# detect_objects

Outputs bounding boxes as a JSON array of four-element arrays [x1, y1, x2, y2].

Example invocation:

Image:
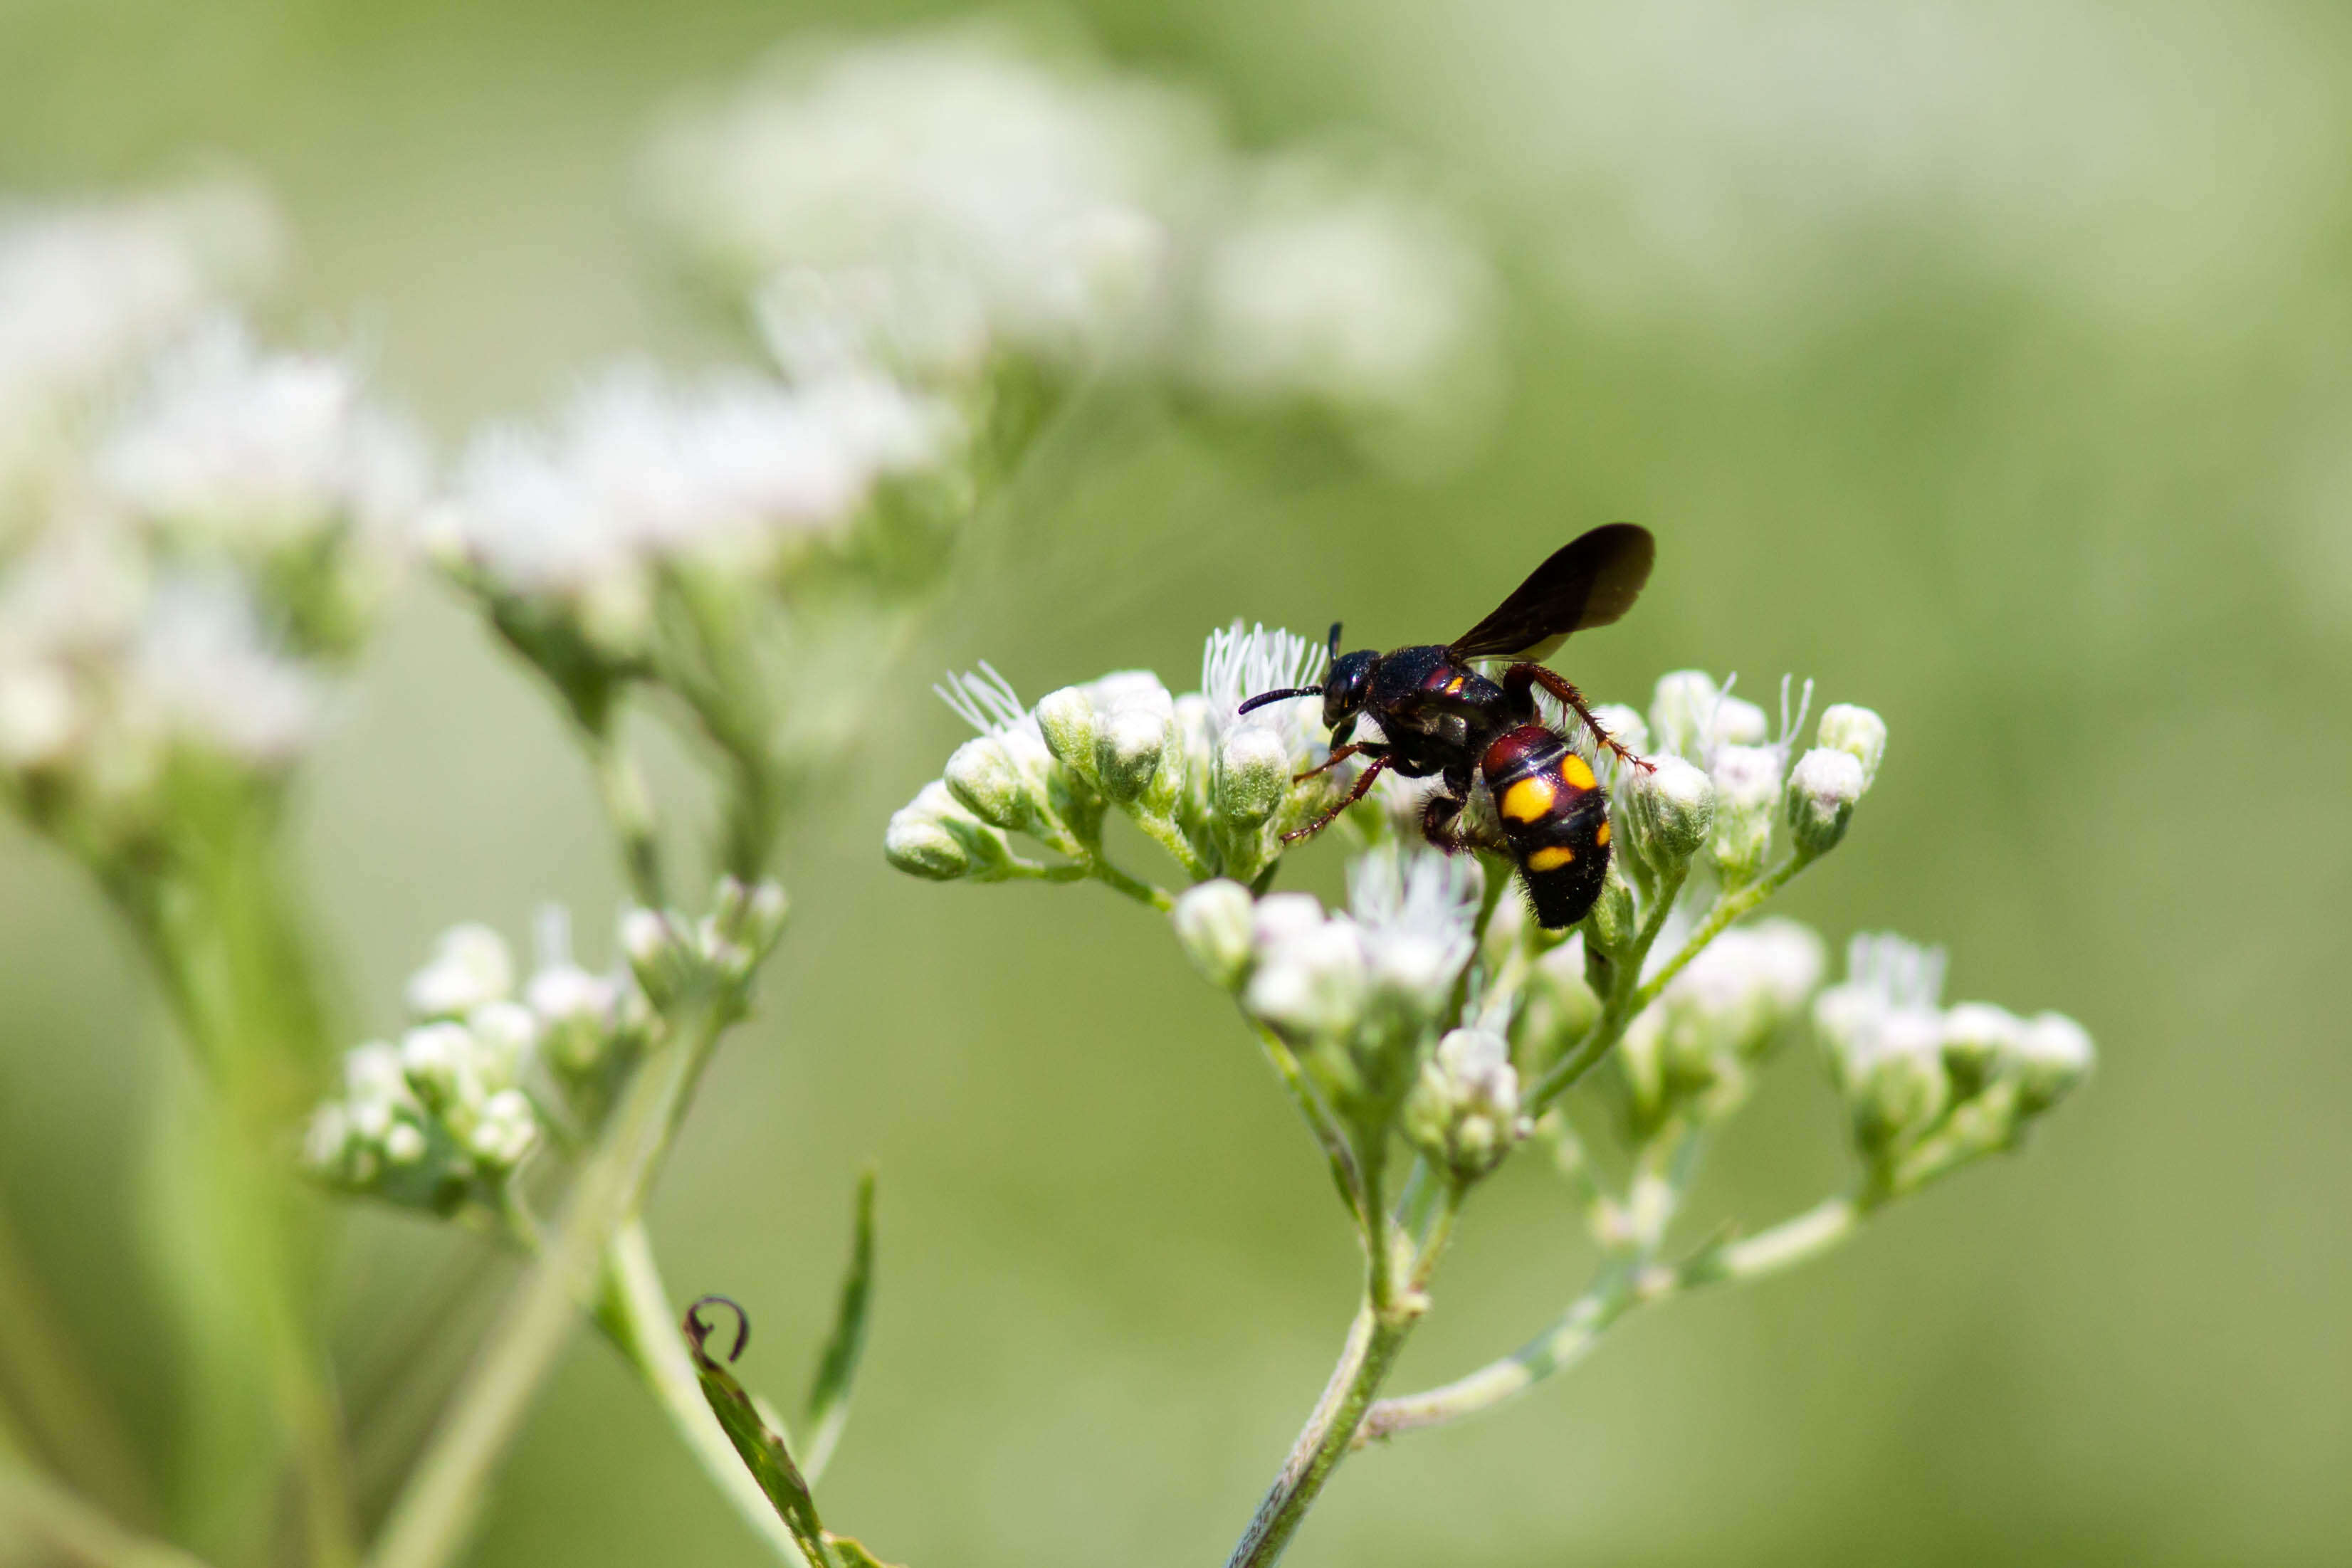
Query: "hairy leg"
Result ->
[[1503, 663, 1654, 772], [1282, 753, 1392, 843]]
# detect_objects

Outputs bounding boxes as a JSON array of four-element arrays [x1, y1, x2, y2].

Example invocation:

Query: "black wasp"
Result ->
[[1239, 523, 1656, 929]]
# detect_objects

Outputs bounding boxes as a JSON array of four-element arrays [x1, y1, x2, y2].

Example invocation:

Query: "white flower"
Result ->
[[1349, 844, 1481, 1013], [644, 28, 1206, 364], [1244, 915, 1370, 1037], [95, 315, 426, 559], [0, 179, 282, 496], [406, 923, 515, 1020], [1187, 159, 1496, 446], [126, 576, 321, 765], [443, 362, 955, 641]]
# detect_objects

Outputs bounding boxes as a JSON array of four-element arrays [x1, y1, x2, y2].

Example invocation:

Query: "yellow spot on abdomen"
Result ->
[[1501, 777, 1555, 822], [1444, 675, 1465, 694], [1526, 845, 1577, 872], [1594, 821, 1611, 847], [1560, 754, 1597, 790]]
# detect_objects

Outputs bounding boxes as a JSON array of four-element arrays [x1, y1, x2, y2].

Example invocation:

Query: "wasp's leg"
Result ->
[[1281, 753, 1392, 844], [1421, 789, 1507, 855], [1293, 739, 1385, 784], [1503, 663, 1654, 772]]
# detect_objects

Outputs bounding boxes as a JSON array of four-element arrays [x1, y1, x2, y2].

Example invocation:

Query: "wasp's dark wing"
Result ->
[[1448, 523, 1655, 663]]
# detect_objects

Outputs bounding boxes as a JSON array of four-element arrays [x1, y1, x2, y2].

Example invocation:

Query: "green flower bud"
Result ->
[[1172, 879, 1256, 990], [1708, 744, 1781, 888], [1624, 753, 1715, 868], [1785, 746, 1864, 860], [1816, 703, 1887, 789], [1215, 724, 1290, 825], [884, 781, 1013, 880], [1404, 1026, 1526, 1182], [1649, 670, 1720, 759], [466, 1088, 540, 1169], [1846, 1012, 1949, 1153], [945, 734, 1032, 829], [1939, 1001, 2020, 1100], [1094, 679, 1174, 805], [2008, 1011, 2094, 1115], [1035, 685, 1100, 784]]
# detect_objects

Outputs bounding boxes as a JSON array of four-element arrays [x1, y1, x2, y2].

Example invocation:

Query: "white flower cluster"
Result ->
[[0, 183, 425, 838], [305, 913, 645, 1216], [1175, 846, 1484, 1113], [1612, 669, 1887, 889], [644, 28, 1495, 445], [888, 623, 1338, 890], [435, 361, 957, 661], [1402, 1026, 1528, 1182], [1815, 932, 2094, 1179], [1618, 917, 1826, 1126], [0, 177, 282, 514]]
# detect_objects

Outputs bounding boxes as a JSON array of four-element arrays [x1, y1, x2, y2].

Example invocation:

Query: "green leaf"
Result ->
[[681, 1296, 833, 1568], [822, 1532, 904, 1568], [802, 1169, 876, 1483]]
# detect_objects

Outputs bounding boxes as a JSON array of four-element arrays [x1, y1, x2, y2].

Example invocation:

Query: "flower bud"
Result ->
[[1034, 685, 1100, 784], [884, 780, 1012, 881], [1244, 917, 1368, 1038], [1095, 681, 1174, 806], [0, 665, 78, 771], [1708, 744, 1782, 887], [1939, 1002, 2020, 1099], [1404, 1027, 1527, 1182], [1785, 747, 1865, 860], [1623, 754, 1715, 868], [1847, 1011, 1950, 1153], [467, 1088, 540, 1169], [1173, 879, 1256, 990], [467, 1003, 537, 1087], [1588, 703, 1649, 759], [1584, 861, 1637, 954], [1215, 724, 1289, 826], [945, 734, 1031, 829], [398, 1022, 482, 1117], [712, 875, 789, 957], [1710, 695, 1768, 747], [1251, 892, 1326, 949], [2008, 1011, 2094, 1115], [1649, 670, 1720, 759], [1816, 703, 1887, 789], [405, 924, 514, 1019]]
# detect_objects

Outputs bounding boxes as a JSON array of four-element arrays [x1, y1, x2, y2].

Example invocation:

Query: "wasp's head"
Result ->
[[1320, 649, 1378, 731]]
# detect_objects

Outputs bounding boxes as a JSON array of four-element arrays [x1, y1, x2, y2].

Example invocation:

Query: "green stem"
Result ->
[[0, 1193, 154, 1525], [1251, 1026, 1365, 1225], [594, 1223, 811, 1564], [1360, 1191, 1869, 1445], [1224, 1140, 1419, 1568], [366, 1001, 732, 1568], [1083, 855, 1174, 911], [0, 1441, 214, 1568], [1224, 1305, 1417, 1568], [584, 725, 666, 909]]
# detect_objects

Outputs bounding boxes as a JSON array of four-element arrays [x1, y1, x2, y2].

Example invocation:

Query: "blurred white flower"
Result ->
[[645, 28, 1207, 366], [0, 178, 282, 507], [126, 575, 322, 765], [95, 315, 426, 559], [1186, 159, 1498, 446], [443, 362, 955, 647]]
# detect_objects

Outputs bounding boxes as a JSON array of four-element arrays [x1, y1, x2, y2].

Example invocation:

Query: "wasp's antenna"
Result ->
[[1238, 685, 1324, 715], [1326, 622, 1343, 661]]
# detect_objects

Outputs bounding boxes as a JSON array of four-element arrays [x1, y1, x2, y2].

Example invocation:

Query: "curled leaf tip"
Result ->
[[684, 1293, 751, 1364]]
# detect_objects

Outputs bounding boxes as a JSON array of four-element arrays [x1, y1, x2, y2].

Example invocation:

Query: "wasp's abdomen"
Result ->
[[1480, 724, 1610, 930]]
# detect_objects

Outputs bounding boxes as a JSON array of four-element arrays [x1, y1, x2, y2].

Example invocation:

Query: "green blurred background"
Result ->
[[4, 0, 2350, 1563]]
